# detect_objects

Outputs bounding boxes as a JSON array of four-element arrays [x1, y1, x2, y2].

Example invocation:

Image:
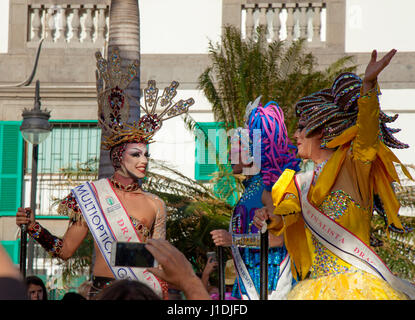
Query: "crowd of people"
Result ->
[[4, 47, 414, 300], [0, 239, 212, 300]]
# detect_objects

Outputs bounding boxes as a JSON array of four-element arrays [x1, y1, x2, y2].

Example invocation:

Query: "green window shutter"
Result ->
[[195, 122, 222, 180], [0, 122, 23, 215], [1, 240, 20, 264], [194, 122, 238, 206]]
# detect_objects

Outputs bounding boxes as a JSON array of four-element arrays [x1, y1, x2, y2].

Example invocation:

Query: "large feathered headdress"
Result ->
[[95, 47, 195, 150]]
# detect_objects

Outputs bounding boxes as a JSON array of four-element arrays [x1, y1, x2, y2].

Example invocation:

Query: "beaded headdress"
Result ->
[[95, 47, 195, 150], [295, 72, 408, 149]]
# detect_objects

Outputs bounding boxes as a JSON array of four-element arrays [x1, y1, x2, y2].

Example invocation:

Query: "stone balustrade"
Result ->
[[27, 1, 110, 46], [242, 2, 326, 46]]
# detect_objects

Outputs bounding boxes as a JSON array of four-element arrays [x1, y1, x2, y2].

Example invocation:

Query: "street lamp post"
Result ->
[[19, 80, 52, 278]]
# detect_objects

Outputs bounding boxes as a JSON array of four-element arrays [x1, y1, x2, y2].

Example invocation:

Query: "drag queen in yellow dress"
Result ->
[[254, 49, 415, 300]]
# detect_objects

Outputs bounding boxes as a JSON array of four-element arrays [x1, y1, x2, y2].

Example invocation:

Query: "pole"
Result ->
[[260, 228, 269, 300], [217, 246, 225, 300], [19, 222, 27, 278], [27, 144, 38, 276]]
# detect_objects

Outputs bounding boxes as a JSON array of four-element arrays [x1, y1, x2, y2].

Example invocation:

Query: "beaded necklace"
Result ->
[[110, 177, 141, 192], [312, 159, 328, 185]]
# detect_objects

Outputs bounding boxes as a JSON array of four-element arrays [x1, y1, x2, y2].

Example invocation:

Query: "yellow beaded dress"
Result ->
[[268, 87, 412, 300]]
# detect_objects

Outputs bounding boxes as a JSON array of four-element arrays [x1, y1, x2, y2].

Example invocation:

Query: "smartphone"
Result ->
[[110, 242, 157, 268], [207, 251, 217, 263]]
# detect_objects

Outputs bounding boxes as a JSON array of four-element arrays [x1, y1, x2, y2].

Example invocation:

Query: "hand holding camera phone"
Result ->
[[110, 242, 157, 268], [206, 251, 217, 263]]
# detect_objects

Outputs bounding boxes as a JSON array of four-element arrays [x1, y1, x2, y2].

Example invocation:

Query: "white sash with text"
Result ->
[[72, 179, 162, 297]]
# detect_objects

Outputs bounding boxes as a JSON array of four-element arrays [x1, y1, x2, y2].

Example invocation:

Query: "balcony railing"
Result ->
[[27, 1, 110, 46], [242, 2, 326, 46]]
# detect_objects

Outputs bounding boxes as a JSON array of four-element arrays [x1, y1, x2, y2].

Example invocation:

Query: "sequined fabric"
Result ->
[[287, 270, 408, 300], [309, 235, 350, 279], [28, 222, 63, 258], [319, 189, 369, 220], [58, 193, 82, 221], [308, 190, 371, 279], [130, 216, 151, 242], [312, 159, 328, 185]]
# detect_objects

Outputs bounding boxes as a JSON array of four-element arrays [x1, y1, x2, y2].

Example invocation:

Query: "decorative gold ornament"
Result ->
[[95, 47, 195, 150]]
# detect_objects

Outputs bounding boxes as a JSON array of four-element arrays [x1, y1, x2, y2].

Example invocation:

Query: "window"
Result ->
[[195, 122, 238, 206], [23, 121, 101, 216]]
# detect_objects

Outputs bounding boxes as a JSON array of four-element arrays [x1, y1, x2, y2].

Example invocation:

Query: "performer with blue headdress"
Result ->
[[210, 98, 300, 300]]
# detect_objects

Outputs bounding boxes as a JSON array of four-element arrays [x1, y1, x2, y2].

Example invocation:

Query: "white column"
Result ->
[[245, 4, 255, 39], [96, 5, 107, 43], [44, 7, 55, 42], [299, 3, 309, 40], [83, 5, 94, 42], [56, 5, 67, 43], [31, 6, 42, 41], [271, 4, 282, 41], [312, 3, 322, 44], [71, 6, 81, 42], [285, 4, 295, 42]]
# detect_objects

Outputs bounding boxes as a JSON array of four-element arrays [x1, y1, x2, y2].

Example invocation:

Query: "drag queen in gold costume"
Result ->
[[254, 49, 415, 300]]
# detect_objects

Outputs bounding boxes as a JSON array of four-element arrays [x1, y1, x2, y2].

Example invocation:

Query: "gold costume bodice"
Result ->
[[308, 189, 370, 279]]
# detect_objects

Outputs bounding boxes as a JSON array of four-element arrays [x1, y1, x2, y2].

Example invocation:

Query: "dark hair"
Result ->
[[61, 292, 86, 301], [25, 276, 48, 300], [93, 279, 161, 300]]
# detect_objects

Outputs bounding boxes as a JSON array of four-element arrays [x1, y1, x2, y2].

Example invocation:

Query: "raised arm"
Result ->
[[362, 49, 396, 95], [146, 239, 211, 300], [354, 49, 397, 162], [353, 49, 397, 203]]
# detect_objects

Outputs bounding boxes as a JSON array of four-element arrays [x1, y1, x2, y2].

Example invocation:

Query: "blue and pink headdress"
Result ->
[[247, 100, 300, 190], [231, 97, 300, 190]]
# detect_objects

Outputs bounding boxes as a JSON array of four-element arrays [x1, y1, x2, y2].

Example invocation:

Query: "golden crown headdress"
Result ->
[[95, 47, 195, 150]]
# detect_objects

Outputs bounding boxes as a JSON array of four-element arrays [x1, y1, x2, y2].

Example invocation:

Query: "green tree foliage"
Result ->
[[198, 25, 357, 137], [372, 215, 415, 280], [143, 160, 234, 273], [371, 165, 415, 281]]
